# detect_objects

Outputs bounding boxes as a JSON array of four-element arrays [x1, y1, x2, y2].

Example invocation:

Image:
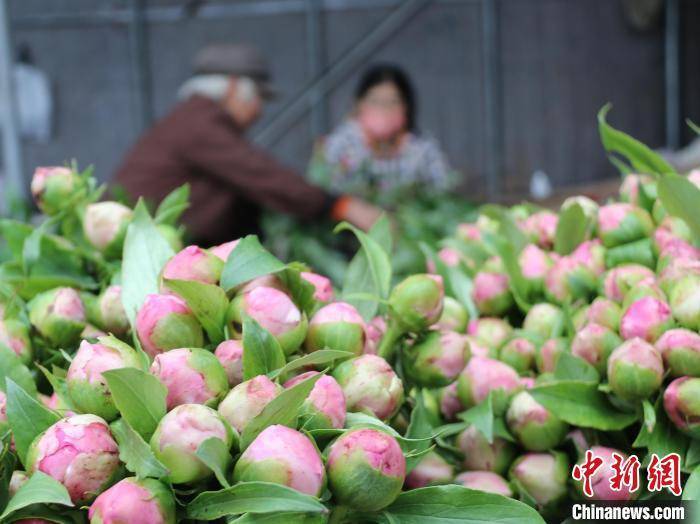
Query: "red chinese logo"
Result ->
[[609, 452, 640, 493], [572, 450, 603, 497], [647, 453, 681, 496]]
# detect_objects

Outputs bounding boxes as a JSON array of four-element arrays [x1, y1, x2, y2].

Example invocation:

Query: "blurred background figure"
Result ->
[[113, 43, 381, 245], [309, 64, 454, 206]]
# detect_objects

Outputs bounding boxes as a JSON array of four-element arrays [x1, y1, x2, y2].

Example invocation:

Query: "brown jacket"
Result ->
[[114, 95, 334, 245]]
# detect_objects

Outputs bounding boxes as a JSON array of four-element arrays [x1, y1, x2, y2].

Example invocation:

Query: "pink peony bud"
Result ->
[[472, 272, 513, 316], [404, 451, 454, 489], [283, 371, 346, 430], [403, 331, 470, 387], [653, 217, 693, 254], [363, 316, 386, 354], [97, 285, 129, 336], [457, 222, 483, 242], [522, 211, 558, 249], [26, 415, 120, 503], [468, 317, 513, 351], [305, 302, 365, 355], [621, 276, 665, 311], [570, 240, 606, 276], [88, 477, 176, 524], [545, 256, 597, 304], [455, 471, 512, 497], [587, 297, 622, 331], [66, 339, 141, 420], [217, 375, 281, 433], [233, 425, 325, 496], [161, 245, 223, 289], [456, 425, 516, 474], [230, 286, 307, 355], [520, 376, 536, 389], [522, 303, 563, 340], [519, 244, 552, 292], [135, 294, 203, 358], [150, 404, 233, 484], [536, 338, 567, 374], [509, 452, 569, 507], [602, 264, 655, 303], [506, 391, 568, 451], [332, 355, 404, 420], [669, 274, 700, 331], [28, 287, 86, 347], [31, 166, 84, 215], [0, 318, 32, 364], [83, 201, 133, 257], [300, 271, 334, 302], [214, 339, 244, 387], [659, 257, 700, 297], [663, 377, 700, 438], [457, 357, 521, 414], [149, 348, 228, 410], [656, 328, 700, 377], [465, 335, 493, 358], [571, 323, 622, 375], [388, 274, 444, 332], [499, 336, 537, 373], [574, 446, 636, 500], [620, 296, 673, 342], [327, 428, 406, 511], [619, 173, 653, 206], [439, 382, 463, 421], [607, 338, 664, 402], [598, 203, 653, 248], [209, 239, 240, 262], [434, 296, 469, 333]]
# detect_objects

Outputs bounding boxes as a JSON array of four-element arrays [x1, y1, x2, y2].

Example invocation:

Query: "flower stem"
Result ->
[[377, 320, 403, 361]]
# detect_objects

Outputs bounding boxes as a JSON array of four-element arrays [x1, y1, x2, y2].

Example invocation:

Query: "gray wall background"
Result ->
[[7, 0, 699, 200]]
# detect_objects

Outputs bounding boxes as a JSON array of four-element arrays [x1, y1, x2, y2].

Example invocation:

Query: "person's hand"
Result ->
[[335, 196, 384, 232]]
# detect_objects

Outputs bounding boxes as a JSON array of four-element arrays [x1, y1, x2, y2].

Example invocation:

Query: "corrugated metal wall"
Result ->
[[7, 0, 698, 200]]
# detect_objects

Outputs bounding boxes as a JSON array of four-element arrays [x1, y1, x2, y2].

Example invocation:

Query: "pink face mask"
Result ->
[[357, 107, 406, 142]]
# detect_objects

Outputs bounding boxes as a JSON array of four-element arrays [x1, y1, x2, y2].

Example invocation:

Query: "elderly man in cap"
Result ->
[[115, 43, 381, 245]]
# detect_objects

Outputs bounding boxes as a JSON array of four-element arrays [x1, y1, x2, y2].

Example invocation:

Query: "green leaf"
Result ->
[[683, 465, 700, 500], [0, 219, 33, 260], [103, 368, 167, 440], [186, 482, 327, 520], [420, 243, 477, 321], [220, 236, 286, 291], [482, 233, 530, 310], [633, 396, 687, 462], [642, 399, 656, 434], [688, 119, 700, 136], [242, 317, 286, 381], [480, 205, 528, 253], [165, 279, 228, 344], [658, 174, 700, 243], [381, 485, 545, 524], [337, 220, 392, 320], [154, 184, 190, 226], [529, 381, 637, 431], [110, 418, 169, 479], [0, 343, 38, 396], [344, 412, 401, 437], [554, 203, 588, 255], [553, 352, 600, 384], [687, 439, 700, 470], [196, 437, 231, 488], [458, 393, 494, 443], [598, 103, 675, 176], [121, 199, 175, 324], [268, 350, 354, 380], [0, 439, 15, 512], [604, 238, 655, 269], [0, 471, 73, 521], [36, 364, 76, 414], [240, 373, 322, 450], [279, 266, 317, 315], [405, 392, 435, 473], [228, 513, 327, 524], [6, 379, 60, 465]]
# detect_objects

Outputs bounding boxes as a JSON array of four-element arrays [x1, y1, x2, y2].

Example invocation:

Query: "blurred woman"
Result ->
[[309, 64, 454, 204]]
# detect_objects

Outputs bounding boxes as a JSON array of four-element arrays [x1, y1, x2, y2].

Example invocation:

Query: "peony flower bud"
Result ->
[[209, 239, 240, 262], [439, 382, 462, 421], [669, 274, 700, 331], [388, 274, 444, 332], [305, 302, 365, 355], [602, 264, 655, 303], [619, 173, 653, 207], [363, 316, 386, 355], [656, 329, 700, 377], [457, 357, 521, 414], [82, 323, 107, 340], [66, 339, 141, 420], [28, 287, 85, 347], [572, 305, 589, 331], [571, 323, 622, 375], [519, 244, 552, 293], [327, 428, 405, 511], [0, 318, 32, 364], [83, 201, 133, 257], [664, 377, 700, 438], [659, 257, 700, 297], [332, 355, 404, 420], [150, 348, 229, 410], [229, 286, 307, 355], [27, 415, 120, 503], [217, 375, 280, 433], [465, 335, 493, 358], [506, 391, 568, 451], [403, 331, 469, 387], [574, 446, 636, 500], [404, 451, 454, 489], [96, 285, 129, 336], [150, 404, 233, 484], [597, 203, 654, 248], [562, 195, 599, 225], [587, 297, 622, 331], [545, 256, 597, 304], [233, 425, 325, 496], [653, 217, 693, 254], [283, 371, 346, 430], [89, 477, 176, 524], [607, 338, 663, 402], [300, 271, 334, 302], [434, 296, 469, 333], [571, 240, 606, 276], [455, 471, 512, 497], [657, 238, 700, 272], [135, 294, 203, 358], [468, 317, 513, 351], [456, 425, 516, 474], [214, 339, 244, 387], [499, 335, 537, 373], [536, 338, 567, 374], [509, 452, 569, 507], [160, 245, 223, 289], [522, 211, 558, 249], [522, 303, 563, 340], [456, 223, 482, 242], [472, 271, 513, 316], [621, 277, 665, 311], [620, 297, 673, 343], [31, 166, 84, 216]]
